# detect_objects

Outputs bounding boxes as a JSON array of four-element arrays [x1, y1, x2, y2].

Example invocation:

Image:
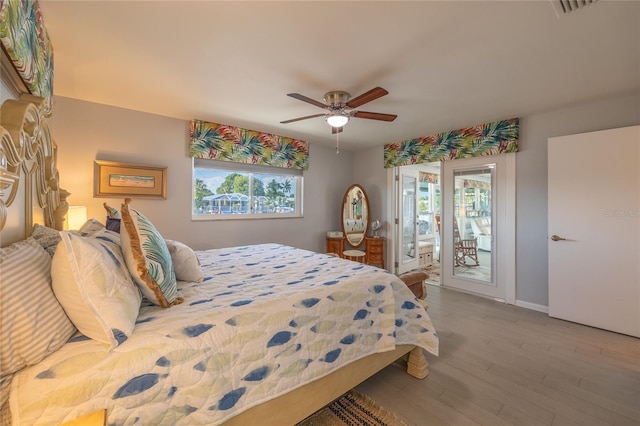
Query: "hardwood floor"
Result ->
[[356, 285, 640, 426]]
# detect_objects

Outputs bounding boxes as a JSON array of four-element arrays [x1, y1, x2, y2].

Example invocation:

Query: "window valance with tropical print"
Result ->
[[189, 119, 309, 170], [0, 0, 54, 115], [384, 118, 519, 168], [464, 179, 491, 190], [420, 172, 439, 184]]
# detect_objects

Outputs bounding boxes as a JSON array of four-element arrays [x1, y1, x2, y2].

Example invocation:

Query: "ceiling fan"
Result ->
[[280, 87, 397, 134]]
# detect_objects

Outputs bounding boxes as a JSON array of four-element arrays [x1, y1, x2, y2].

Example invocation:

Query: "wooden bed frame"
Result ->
[[0, 81, 429, 426]]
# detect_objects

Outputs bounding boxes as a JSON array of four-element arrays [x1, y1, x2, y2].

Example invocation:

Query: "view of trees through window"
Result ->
[[193, 163, 302, 217], [418, 182, 440, 237]]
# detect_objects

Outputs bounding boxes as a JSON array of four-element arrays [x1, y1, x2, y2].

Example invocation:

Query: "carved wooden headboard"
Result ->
[[0, 94, 67, 247]]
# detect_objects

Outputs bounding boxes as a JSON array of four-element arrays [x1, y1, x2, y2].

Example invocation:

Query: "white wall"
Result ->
[[51, 96, 354, 253], [353, 90, 640, 307]]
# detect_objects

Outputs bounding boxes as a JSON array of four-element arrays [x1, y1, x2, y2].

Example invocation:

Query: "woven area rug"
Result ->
[[296, 390, 407, 426]]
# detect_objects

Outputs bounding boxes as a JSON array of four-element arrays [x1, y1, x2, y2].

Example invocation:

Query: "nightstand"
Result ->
[[326, 236, 344, 257], [365, 237, 385, 269]]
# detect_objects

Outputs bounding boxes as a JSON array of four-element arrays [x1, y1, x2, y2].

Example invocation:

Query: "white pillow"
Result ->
[[51, 229, 142, 350], [120, 198, 182, 307], [0, 238, 76, 406], [165, 240, 204, 282], [78, 218, 106, 236]]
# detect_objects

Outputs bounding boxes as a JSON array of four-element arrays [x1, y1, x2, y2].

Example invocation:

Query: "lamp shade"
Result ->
[[65, 206, 87, 230], [326, 114, 349, 128]]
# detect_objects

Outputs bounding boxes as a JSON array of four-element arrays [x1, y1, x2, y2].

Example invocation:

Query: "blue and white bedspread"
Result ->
[[11, 244, 438, 425]]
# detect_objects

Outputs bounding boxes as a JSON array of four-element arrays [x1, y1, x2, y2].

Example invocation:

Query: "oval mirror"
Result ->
[[341, 184, 369, 248]]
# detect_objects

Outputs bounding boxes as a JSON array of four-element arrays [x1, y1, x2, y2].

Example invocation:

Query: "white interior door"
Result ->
[[548, 126, 639, 337], [396, 169, 420, 274]]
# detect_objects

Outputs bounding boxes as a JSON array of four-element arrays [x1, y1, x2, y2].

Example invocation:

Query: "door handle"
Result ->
[[551, 234, 567, 241]]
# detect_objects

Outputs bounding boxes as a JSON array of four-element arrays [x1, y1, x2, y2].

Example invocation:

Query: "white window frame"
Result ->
[[192, 158, 304, 220]]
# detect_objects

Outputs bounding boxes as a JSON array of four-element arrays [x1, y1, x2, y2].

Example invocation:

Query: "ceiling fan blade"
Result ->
[[352, 111, 397, 122], [280, 113, 325, 124], [287, 93, 328, 109], [332, 126, 344, 134], [346, 87, 389, 108]]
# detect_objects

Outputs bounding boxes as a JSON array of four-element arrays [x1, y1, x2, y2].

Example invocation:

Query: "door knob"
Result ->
[[550, 234, 566, 241]]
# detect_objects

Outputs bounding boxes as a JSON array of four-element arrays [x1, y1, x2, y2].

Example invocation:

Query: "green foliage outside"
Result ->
[[194, 173, 295, 213], [216, 173, 265, 196], [194, 178, 213, 210]]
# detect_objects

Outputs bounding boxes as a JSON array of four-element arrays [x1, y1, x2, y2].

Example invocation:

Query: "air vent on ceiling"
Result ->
[[551, 0, 599, 16]]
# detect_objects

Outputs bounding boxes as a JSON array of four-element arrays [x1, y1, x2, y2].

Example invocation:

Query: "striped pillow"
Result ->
[[0, 238, 76, 406]]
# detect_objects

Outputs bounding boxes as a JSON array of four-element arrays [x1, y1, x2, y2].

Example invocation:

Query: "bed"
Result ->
[[1, 96, 438, 426]]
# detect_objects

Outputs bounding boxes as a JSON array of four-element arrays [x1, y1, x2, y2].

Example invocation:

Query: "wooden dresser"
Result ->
[[365, 237, 385, 269], [326, 236, 385, 270], [326, 236, 344, 256]]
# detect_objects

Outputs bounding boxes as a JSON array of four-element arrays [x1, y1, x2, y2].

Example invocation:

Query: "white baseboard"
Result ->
[[515, 299, 549, 314]]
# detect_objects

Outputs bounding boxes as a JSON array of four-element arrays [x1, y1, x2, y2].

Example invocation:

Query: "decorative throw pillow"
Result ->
[[51, 229, 142, 349], [103, 202, 120, 218], [106, 216, 121, 233], [165, 239, 204, 282], [120, 198, 182, 307], [104, 202, 121, 233], [0, 238, 77, 406], [78, 218, 105, 236], [30, 223, 61, 257]]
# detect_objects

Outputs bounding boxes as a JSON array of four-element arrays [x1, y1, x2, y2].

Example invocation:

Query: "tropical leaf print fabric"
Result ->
[[0, 0, 53, 115], [120, 199, 180, 307], [189, 119, 309, 170], [11, 244, 438, 425], [384, 118, 519, 167]]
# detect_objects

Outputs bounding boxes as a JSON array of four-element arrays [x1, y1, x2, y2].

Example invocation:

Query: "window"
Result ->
[[192, 158, 303, 220], [418, 181, 440, 239]]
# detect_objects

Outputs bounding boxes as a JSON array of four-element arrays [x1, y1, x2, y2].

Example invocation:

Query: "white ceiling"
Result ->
[[39, 0, 639, 151]]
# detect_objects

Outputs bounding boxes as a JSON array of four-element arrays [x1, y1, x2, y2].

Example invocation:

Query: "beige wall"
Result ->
[[51, 96, 354, 253]]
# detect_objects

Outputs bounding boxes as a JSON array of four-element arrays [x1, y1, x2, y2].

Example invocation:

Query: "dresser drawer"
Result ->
[[368, 252, 383, 261], [368, 244, 384, 254], [326, 236, 344, 256], [365, 237, 385, 269]]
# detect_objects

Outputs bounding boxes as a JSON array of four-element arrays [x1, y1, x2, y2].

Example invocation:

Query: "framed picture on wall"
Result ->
[[94, 160, 167, 199]]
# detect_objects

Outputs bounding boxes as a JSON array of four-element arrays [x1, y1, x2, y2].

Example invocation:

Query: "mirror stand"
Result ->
[[323, 184, 385, 269]]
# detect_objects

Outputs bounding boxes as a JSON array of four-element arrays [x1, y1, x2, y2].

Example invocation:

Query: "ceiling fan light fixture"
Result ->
[[327, 114, 349, 128]]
